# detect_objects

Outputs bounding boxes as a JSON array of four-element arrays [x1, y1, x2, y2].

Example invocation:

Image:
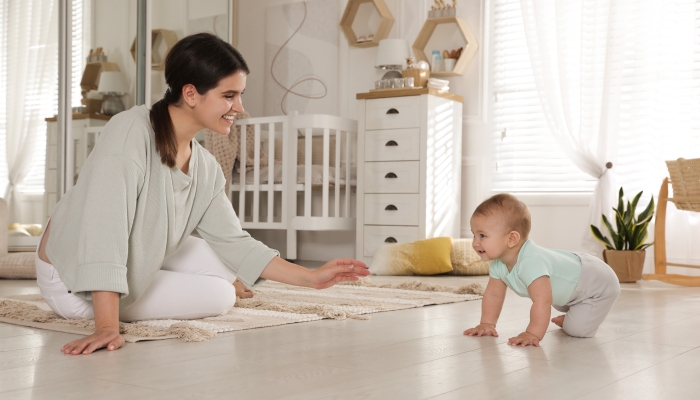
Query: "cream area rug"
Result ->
[[0, 278, 483, 343]]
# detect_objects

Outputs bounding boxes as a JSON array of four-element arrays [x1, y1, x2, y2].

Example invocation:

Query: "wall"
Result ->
[[92, 0, 138, 110]]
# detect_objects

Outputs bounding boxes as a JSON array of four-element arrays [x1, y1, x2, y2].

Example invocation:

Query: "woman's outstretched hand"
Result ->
[[260, 256, 369, 290], [61, 327, 124, 355], [310, 258, 369, 289]]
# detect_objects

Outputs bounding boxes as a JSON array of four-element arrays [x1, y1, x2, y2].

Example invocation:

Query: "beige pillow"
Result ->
[[0, 252, 36, 279], [449, 238, 490, 275]]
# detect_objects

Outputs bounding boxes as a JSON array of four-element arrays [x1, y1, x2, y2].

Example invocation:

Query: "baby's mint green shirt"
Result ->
[[489, 240, 582, 306]]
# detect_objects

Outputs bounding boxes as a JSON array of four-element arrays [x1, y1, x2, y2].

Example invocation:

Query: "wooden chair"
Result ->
[[643, 158, 700, 286]]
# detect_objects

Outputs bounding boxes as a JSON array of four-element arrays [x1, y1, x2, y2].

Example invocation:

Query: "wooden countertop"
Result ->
[[45, 113, 112, 122], [356, 87, 464, 103]]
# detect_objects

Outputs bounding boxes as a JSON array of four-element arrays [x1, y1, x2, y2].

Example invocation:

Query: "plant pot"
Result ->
[[603, 250, 646, 283]]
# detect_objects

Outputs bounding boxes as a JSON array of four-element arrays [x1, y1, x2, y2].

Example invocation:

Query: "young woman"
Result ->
[[36, 33, 368, 355]]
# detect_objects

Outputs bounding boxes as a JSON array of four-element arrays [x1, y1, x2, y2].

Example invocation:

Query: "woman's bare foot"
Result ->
[[233, 279, 254, 299], [551, 315, 565, 328]]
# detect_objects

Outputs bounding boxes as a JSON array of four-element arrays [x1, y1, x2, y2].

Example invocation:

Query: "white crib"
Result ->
[[229, 114, 358, 261]]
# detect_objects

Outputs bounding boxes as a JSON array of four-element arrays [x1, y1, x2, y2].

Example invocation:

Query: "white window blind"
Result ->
[[489, 0, 700, 195], [490, 0, 595, 192], [0, 0, 88, 195]]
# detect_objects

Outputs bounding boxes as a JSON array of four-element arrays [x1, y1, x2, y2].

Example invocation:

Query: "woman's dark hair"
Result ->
[[150, 32, 249, 168]]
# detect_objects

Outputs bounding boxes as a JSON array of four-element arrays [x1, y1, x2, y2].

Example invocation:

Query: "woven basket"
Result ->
[[666, 158, 700, 212], [402, 68, 430, 88]]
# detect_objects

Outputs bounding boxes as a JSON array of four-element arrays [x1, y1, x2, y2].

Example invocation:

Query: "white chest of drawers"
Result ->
[[355, 90, 463, 262]]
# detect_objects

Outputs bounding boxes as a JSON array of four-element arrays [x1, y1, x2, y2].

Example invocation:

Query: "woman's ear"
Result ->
[[507, 230, 521, 248], [181, 84, 198, 107]]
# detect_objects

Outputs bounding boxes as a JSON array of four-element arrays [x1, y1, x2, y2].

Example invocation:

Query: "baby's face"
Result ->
[[470, 213, 510, 261]]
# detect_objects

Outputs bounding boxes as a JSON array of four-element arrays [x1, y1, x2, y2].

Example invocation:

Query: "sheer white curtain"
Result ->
[[1, 0, 58, 223], [519, 0, 700, 260]]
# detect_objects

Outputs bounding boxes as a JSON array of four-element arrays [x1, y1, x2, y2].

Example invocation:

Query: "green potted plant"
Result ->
[[590, 188, 654, 282]]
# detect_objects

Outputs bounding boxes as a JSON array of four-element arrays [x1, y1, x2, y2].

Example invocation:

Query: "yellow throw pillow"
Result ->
[[449, 238, 490, 275], [370, 237, 454, 276]]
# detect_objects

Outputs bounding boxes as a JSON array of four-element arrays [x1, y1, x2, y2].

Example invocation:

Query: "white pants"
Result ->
[[553, 252, 621, 338], [35, 236, 238, 322]]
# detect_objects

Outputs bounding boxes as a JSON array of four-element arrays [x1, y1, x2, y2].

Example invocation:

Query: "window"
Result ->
[[489, 0, 700, 195], [0, 0, 89, 195], [489, 0, 595, 193]]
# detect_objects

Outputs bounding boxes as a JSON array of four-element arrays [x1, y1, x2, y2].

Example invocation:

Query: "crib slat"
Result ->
[[253, 123, 261, 223], [345, 130, 351, 217], [322, 128, 330, 218], [268, 122, 275, 223], [281, 118, 298, 228], [335, 129, 340, 217], [239, 123, 247, 221], [305, 127, 312, 217]]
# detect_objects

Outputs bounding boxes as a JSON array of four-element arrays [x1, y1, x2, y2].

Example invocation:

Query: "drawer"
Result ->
[[365, 128, 420, 161], [364, 194, 419, 226], [366, 97, 420, 130], [364, 225, 420, 257], [364, 161, 419, 193]]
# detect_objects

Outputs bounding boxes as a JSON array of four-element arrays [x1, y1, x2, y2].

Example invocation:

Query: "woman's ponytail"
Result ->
[[149, 92, 178, 168]]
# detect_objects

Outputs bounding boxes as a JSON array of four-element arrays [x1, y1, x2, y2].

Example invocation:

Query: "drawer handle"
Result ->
[[385, 237, 398, 243], [386, 108, 399, 114], [385, 140, 398, 147], [385, 172, 397, 179], [385, 204, 398, 211]]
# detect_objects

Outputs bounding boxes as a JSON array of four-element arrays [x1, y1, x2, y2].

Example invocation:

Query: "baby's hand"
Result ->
[[508, 331, 540, 347], [463, 323, 499, 337]]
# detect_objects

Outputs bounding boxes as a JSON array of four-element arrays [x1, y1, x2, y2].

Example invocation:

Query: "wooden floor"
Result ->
[[1, 264, 700, 399]]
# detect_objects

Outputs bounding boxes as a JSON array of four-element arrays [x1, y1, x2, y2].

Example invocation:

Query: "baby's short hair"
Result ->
[[473, 193, 531, 239]]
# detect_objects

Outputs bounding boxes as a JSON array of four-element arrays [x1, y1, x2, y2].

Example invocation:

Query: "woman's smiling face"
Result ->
[[194, 71, 247, 135]]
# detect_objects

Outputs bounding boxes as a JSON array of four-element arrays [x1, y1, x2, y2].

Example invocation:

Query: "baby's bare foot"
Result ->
[[551, 315, 565, 328], [233, 279, 254, 299]]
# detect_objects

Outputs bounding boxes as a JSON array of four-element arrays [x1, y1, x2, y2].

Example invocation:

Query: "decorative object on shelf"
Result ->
[[340, 0, 394, 48], [430, 50, 443, 72], [97, 71, 128, 116], [80, 60, 119, 113], [427, 77, 449, 91], [402, 57, 430, 88], [644, 158, 700, 286], [86, 47, 107, 62], [130, 29, 178, 71], [375, 39, 410, 71], [590, 187, 655, 283], [413, 16, 478, 77], [429, 0, 457, 18], [374, 39, 410, 90]]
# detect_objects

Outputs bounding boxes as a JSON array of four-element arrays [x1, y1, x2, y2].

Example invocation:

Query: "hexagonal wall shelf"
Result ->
[[130, 29, 179, 71], [340, 0, 393, 48], [412, 17, 478, 77]]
